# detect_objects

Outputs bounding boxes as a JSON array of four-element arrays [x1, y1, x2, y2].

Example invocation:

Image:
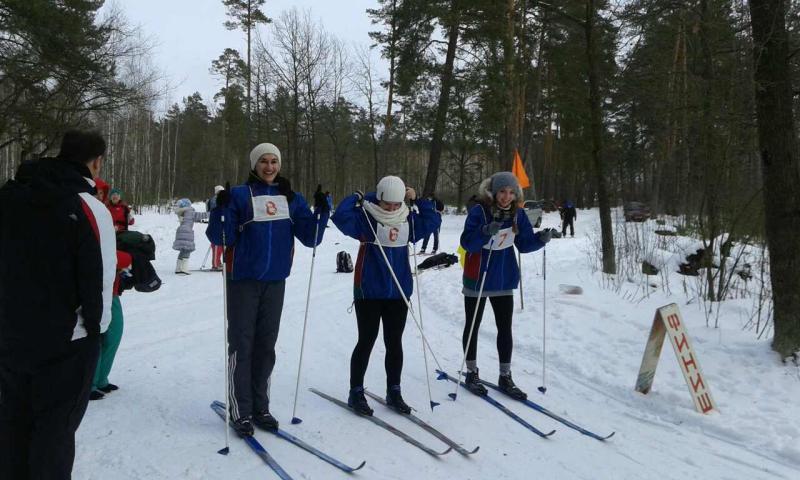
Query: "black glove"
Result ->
[[482, 221, 503, 236], [354, 190, 364, 207], [314, 188, 329, 212], [274, 175, 295, 202], [215, 182, 231, 208], [538, 228, 555, 244]]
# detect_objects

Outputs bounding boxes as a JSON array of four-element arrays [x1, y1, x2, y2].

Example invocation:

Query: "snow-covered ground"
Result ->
[[74, 206, 800, 479]]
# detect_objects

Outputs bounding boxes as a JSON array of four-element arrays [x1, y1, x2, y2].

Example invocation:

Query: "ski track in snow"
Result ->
[[72, 207, 800, 479]]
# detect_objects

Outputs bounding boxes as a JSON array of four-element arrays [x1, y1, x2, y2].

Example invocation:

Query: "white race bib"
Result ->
[[251, 195, 290, 222], [484, 226, 516, 250], [373, 222, 409, 247]]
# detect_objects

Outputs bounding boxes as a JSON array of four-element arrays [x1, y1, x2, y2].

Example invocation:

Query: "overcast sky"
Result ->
[[113, 0, 381, 111]]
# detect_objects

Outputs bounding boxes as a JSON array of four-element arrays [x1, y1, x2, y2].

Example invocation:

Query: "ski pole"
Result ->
[[538, 247, 547, 394], [518, 250, 524, 310], [409, 209, 439, 411], [450, 240, 495, 401], [359, 207, 443, 371], [200, 244, 212, 270], [290, 213, 322, 424], [218, 207, 231, 455]]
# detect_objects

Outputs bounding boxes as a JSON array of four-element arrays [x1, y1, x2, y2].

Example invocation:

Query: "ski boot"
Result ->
[[498, 373, 528, 401], [348, 386, 373, 416], [231, 416, 254, 436], [386, 385, 411, 414], [464, 369, 488, 396], [253, 409, 279, 430]]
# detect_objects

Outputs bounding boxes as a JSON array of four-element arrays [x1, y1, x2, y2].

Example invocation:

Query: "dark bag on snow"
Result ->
[[336, 251, 354, 273], [418, 252, 458, 270]]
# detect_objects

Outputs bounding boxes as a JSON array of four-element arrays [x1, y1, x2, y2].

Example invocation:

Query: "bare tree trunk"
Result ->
[[423, 5, 460, 196], [585, 0, 615, 274], [749, 0, 800, 357]]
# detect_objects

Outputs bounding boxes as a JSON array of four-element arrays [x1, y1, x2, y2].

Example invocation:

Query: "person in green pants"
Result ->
[[91, 180, 132, 400]]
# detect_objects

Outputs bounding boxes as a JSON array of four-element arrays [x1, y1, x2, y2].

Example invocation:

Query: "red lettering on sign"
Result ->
[[690, 373, 706, 393], [697, 393, 714, 413], [389, 227, 399, 242], [266, 201, 277, 216], [667, 313, 681, 330], [674, 332, 689, 353], [681, 352, 697, 374], [498, 232, 508, 247]]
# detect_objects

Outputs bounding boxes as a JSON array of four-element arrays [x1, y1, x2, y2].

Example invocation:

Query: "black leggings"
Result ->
[[462, 295, 514, 363], [350, 299, 408, 389]]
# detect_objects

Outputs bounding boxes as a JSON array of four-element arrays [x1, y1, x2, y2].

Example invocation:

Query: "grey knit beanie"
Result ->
[[249, 143, 282, 170], [490, 172, 520, 196]]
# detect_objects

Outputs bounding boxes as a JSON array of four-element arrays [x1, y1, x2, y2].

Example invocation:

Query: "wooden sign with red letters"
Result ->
[[635, 303, 717, 414]]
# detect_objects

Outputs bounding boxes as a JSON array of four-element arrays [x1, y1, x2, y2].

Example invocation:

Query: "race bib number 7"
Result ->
[[484, 227, 515, 250], [251, 195, 290, 222]]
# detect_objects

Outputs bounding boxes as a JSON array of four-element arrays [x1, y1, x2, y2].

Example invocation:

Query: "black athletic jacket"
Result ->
[[0, 158, 110, 368]]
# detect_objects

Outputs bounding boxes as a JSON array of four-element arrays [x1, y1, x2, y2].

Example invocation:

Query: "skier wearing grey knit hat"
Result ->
[[206, 142, 330, 436]]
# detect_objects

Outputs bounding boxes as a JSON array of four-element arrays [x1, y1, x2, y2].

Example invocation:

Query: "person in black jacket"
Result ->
[[0, 130, 117, 479], [561, 200, 577, 237]]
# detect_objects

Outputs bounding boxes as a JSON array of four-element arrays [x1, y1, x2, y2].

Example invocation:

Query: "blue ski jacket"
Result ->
[[332, 193, 441, 300], [460, 203, 546, 294], [206, 179, 328, 281]]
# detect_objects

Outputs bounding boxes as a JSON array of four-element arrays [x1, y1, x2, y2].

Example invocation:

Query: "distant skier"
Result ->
[[108, 188, 134, 231], [420, 192, 445, 254], [332, 176, 440, 416], [561, 200, 577, 237], [208, 185, 225, 270], [206, 143, 329, 436], [459, 172, 552, 400]]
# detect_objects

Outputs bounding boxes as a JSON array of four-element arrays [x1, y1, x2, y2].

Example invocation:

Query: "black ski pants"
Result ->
[[562, 218, 574, 237], [227, 279, 285, 420], [462, 295, 515, 364], [0, 336, 99, 480], [350, 299, 408, 390]]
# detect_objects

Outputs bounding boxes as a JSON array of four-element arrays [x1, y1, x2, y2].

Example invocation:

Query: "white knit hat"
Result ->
[[249, 143, 282, 170], [376, 176, 406, 203], [214, 185, 224, 194]]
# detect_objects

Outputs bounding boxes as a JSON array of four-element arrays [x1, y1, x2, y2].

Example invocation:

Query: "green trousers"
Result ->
[[93, 296, 123, 390]]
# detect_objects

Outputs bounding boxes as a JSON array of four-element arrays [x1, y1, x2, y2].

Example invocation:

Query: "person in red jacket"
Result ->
[[90, 180, 133, 400], [108, 188, 134, 231]]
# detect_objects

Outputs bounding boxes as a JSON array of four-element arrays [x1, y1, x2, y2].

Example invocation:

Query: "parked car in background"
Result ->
[[523, 200, 543, 228], [624, 201, 651, 222]]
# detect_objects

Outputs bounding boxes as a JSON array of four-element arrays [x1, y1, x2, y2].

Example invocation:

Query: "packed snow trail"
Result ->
[[73, 207, 800, 479]]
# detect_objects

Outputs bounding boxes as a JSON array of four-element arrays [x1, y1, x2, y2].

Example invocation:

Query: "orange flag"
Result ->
[[512, 149, 531, 188]]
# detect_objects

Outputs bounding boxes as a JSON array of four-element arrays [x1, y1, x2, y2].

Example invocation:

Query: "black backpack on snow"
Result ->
[[418, 252, 458, 271], [336, 251, 354, 273], [116, 231, 162, 293]]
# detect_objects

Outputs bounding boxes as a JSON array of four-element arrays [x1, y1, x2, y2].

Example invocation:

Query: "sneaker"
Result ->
[[431, 250, 437, 255], [464, 369, 488, 396], [347, 386, 373, 416], [498, 373, 527, 401], [419, 249, 426, 254], [89, 390, 105, 401], [253, 410, 279, 430], [231, 416, 254, 437], [98, 383, 118, 394], [385, 385, 411, 414]]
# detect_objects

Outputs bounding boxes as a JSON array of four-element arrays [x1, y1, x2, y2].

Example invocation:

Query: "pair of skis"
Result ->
[[310, 388, 479, 457], [435, 370, 615, 441], [210, 401, 365, 479]]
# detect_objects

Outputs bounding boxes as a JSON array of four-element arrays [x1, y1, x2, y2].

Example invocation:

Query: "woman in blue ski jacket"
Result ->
[[206, 143, 329, 436], [459, 171, 553, 400], [332, 176, 440, 416]]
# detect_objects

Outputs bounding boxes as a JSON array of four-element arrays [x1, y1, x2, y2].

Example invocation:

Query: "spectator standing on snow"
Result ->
[[206, 143, 329, 436], [0, 130, 116, 479], [561, 200, 577, 237], [332, 176, 441, 416], [89, 178, 133, 401], [420, 192, 445, 254], [208, 185, 225, 270], [173, 198, 207, 275], [459, 172, 552, 400], [108, 188, 134, 231]]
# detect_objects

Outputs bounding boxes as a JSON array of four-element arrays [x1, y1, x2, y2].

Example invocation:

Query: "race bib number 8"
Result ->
[[251, 195, 290, 222], [484, 227, 515, 250], [374, 222, 409, 247]]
